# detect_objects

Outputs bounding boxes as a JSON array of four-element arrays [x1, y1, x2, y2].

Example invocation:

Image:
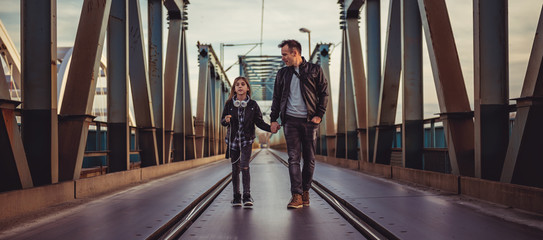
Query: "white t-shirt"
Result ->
[[286, 67, 308, 118]]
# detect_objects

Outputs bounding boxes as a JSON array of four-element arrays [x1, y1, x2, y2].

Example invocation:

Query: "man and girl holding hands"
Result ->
[[221, 39, 328, 209]]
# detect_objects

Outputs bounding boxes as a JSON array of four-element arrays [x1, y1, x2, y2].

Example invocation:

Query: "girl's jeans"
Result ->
[[230, 144, 252, 195]]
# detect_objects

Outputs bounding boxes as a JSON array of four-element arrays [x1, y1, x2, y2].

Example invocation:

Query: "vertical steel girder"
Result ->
[[59, 0, 110, 181], [164, 17, 182, 161], [195, 45, 228, 159], [128, 0, 159, 167], [474, 0, 509, 180], [204, 73, 212, 157], [21, 0, 59, 185], [163, 13, 182, 162], [149, 0, 164, 164], [195, 46, 210, 158], [402, 0, 424, 169], [208, 68, 216, 156], [173, 29, 187, 161], [164, 0, 186, 162], [418, 0, 474, 176], [180, 30, 197, 160], [336, 33, 348, 159], [173, 30, 196, 161], [501, 6, 543, 188], [366, 0, 381, 163], [107, 0, 130, 172], [316, 44, 336, 157], [373, 0, 401, 165], [337, 30, 360, 160], [1, 60, 33, 191], [213, 72, 223, 155], [219, 84, 227, 154], [346, 13, 368, 161]]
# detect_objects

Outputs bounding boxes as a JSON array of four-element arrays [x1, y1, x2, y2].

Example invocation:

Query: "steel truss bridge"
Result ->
[[1, 0, 543, 229]]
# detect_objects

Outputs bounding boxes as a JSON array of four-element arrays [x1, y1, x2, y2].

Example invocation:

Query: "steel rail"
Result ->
[[268, 150, 399, 240], [145, 174, 231, 240], [147, 150, 262, 240], [158, 175, 231, 240]]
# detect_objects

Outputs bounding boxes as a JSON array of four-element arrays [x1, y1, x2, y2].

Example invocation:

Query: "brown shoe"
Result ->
[[302, 191, 310, 206], [287, 194, 303, 209]]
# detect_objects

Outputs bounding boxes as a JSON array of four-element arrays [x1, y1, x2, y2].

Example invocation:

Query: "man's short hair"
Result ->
[[278, 40, 302, 54]]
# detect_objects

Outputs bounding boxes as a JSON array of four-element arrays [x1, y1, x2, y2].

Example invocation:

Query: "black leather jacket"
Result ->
[[221, 99, 271, 141], [270, 58, 329, 123]]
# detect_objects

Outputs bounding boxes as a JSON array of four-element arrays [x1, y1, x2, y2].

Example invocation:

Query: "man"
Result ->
[[270, 39, 328, 209]]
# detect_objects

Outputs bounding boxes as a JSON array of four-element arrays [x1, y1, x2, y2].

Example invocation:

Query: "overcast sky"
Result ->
[[1, 0, 542, 122]]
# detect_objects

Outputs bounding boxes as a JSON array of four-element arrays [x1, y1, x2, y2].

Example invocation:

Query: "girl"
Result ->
[[221, 76, 271, 207]]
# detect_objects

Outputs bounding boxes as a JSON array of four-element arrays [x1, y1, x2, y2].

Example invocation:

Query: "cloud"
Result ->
[[0, 2, 18, 14]]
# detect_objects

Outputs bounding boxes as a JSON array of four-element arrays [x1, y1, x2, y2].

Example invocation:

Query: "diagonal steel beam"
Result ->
[[0, 60, 33, 191], [164, 0, 184, 12], [418, 0, 474, 176], [0, 100, 34, 191], [149, 0, 164, 164], [373, 0, 401, 165], [337, 30, 360, 161], [128, 0, 159, 167], [195, 45, 210, 158], [163, 11, 182, 162], [501, 6, 543, 188], [59, 0, 111, 181], [344, 0, 365, 15], [346, 13, 368, 162], [183, 31, 197, 160]]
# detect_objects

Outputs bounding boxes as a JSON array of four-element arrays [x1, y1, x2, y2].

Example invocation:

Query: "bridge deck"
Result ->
[[1, 149, 542, 239]]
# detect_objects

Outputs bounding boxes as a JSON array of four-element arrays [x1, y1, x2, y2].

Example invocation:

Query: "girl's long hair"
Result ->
[[227, 76, 251, 103]]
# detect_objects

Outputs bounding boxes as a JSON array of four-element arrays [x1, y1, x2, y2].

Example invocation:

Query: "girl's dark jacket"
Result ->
[[221, 99, 271, 155]]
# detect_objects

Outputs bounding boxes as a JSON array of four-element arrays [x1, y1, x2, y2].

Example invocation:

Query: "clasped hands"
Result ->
[[270, 122, 280, 133]]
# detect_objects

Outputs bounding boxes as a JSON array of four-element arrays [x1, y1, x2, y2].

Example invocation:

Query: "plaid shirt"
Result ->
[[225, 106, 254, 151]]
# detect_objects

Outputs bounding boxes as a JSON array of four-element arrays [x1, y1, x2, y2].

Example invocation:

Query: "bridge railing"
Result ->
[[345, 110, 516, 175], [80, 120, 142, 178]]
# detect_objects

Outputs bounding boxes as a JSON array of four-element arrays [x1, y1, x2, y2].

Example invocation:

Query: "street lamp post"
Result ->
[[299, 27, 311, 57]]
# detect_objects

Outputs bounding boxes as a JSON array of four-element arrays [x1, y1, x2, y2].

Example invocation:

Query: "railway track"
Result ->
[[268, 150, 399, 240], [147, 149, 399, 240]]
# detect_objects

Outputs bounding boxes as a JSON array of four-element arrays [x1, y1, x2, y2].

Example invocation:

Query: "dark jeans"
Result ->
[[284, 115, 318, 195], [230, 145, 252, 195]]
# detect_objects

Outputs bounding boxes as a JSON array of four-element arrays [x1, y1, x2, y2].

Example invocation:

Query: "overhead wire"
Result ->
[[260, 0, 265, 56]]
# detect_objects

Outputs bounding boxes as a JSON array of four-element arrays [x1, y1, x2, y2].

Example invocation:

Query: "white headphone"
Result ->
[[233, 95, 250, 108]]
